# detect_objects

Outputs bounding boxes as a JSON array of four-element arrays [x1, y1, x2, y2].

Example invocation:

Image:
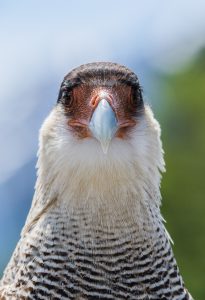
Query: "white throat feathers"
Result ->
[[23, 105, 165, 237]]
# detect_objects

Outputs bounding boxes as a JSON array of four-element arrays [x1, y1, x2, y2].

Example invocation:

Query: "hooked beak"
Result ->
[[89, 99, 118, 154]]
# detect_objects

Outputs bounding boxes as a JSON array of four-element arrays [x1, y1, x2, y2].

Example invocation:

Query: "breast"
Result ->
[[1, 206, 190, 300]]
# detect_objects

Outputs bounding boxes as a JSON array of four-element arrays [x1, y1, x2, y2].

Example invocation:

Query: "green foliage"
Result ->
[[156, 50, 205, 300]]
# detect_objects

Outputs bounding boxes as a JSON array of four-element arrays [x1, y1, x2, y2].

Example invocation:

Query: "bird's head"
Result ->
[[56, 62, 144, 154], [38, 62, 164, 200]]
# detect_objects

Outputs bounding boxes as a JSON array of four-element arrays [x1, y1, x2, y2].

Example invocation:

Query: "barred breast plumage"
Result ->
[[0, 62, 193, 299]]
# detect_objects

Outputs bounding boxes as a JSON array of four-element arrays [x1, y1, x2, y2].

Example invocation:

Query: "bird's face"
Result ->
[[38, 62, 164, 200], [57, 62, 144, 154]]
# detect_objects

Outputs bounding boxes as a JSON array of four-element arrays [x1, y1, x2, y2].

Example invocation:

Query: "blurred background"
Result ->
[[0, 0, 205, 298]]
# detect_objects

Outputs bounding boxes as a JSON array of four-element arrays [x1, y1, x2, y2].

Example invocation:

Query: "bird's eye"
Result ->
[[62, 90, 74, 107], [130, 92, 137, 106], [57, 77, 82, 109], [132, 86, 143, 108], [57, 82, 74, 108]]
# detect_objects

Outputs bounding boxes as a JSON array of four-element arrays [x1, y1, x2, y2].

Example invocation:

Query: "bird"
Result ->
[[0, 62, 193, 300]]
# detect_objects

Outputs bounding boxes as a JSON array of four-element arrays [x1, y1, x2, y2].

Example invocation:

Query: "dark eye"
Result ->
[[57, 80, 74, 107], [62, 90, 74, 107], [57, 77, 81, 107], [132, 86, 143, 108]]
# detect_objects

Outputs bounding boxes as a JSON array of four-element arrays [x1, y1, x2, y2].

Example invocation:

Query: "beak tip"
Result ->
[[100, 140, 111, 154]]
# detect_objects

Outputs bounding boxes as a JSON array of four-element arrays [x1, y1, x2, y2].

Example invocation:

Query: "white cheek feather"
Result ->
[[23, 104, 165, 235]]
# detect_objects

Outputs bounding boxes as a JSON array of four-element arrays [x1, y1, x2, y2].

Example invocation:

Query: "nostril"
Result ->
[[90, 92, 114, 109], [90, 95, 99, 108]]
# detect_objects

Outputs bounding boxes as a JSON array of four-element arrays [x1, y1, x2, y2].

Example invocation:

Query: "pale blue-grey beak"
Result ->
[[89, 99, 118, 154]]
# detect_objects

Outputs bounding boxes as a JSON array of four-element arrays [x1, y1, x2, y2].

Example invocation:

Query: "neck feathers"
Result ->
[[23, 105, 165, 235]]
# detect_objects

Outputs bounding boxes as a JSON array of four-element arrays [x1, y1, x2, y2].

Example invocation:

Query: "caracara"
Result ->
[[0, 62, 193, 299]]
